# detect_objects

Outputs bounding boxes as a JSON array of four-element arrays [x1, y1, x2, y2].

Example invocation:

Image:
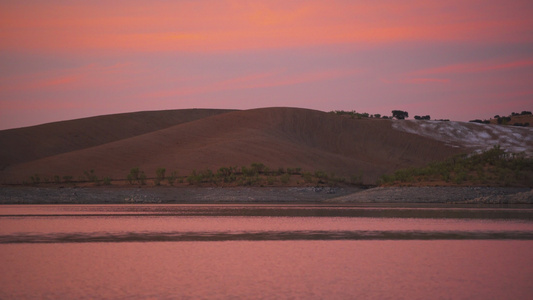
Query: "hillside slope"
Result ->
[[0, 109, 236, 169], [393, 120, 533, 156], [0, 107, 465, 185]]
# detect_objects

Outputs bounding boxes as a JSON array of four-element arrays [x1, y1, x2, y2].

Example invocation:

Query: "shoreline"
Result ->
[[0, 186, 361, 204], [1, 186, 532, 204]]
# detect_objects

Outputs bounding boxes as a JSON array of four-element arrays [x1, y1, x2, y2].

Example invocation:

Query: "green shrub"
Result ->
[[266, 176, 276, 185], [62, 175, 73, 183], [302, 172, 313, 183], [377, 174, 393, 185], [217, 166, 237, 183], [30, 174, 40, 185], [102, 177, 112, 185], [241, 166, 257, 177], [167, 171, 178, 186], [350, 173, 363, 185], [314, 170, 328, 180], [186, 169, 213, 184], [139, 171, 147, 185], [250, 162, 267, 174], [287, 167, 301, 175], [127, 167, 145, 185], [84, 169, 99, 183], [453, 171, 467, 184], [329, 173, 346, 185], [155, 167, 166, 185], [130, 167, 140, 179], [239, 175, 260, 186], [280, 173, 291, 184], [441, 171, 450, 182]]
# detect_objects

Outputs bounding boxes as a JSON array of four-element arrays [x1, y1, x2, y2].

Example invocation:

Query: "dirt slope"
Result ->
[[0, 107, 464, 185], [393, 120, 533, 156], [0, 109, 236, 169]]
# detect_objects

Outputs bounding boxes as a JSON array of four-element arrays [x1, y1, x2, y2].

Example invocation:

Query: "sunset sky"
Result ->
[[1, 0, 532, 129]]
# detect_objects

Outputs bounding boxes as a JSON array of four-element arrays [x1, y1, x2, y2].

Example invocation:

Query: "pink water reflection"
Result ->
[[1, 204, 533, 299], [1, 241, 532, 299], [2, 216, 533, 236]]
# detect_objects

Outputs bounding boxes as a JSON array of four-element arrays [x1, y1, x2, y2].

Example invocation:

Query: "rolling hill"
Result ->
[[0, 109, 236, 169], [0, 107, 531, 185]]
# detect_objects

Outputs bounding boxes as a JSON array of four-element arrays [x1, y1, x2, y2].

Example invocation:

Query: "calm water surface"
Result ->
[[1, 204, 533, 299]]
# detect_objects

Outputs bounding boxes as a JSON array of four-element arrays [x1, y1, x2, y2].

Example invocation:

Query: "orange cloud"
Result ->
[[2, 0, 532, 53]]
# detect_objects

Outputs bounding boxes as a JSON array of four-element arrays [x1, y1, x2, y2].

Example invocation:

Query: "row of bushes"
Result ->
[[26, 163, 366, 187], [178, 164, 359, 187], [330, 110, 391, 119], [470, 111, 533, 126], [28, 170, 112, 186], [27, 146, 530, 188], [378, 146, 533, 187], [471, 117, 531, 127], [332, 110, 435, 121]]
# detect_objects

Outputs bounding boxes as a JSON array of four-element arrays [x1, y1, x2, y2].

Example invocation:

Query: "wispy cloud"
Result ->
[[1, 0, 532, 129], [2, 1, 532, 53]]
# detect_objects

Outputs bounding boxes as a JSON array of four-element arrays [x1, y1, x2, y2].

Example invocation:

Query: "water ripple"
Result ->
[[2, 230, 533, 243]]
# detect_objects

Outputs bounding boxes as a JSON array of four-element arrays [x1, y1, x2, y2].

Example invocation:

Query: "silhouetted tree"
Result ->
[[497, 117, 512, 125], [470, 119, 490, 124], [392, 110, 409, 120]]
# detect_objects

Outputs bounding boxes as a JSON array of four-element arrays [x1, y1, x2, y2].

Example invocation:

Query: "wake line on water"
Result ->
[[2, 210, 533, 219], [2, 230, 533, 243]]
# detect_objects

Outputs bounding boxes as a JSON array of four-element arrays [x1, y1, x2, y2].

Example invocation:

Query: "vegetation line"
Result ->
[[21, 163, 367, 188], [379, 146, 533, 187], [20, 146, 532, 188]]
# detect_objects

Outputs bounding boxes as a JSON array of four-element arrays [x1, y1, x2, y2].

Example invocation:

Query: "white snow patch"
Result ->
[[392, 120, 533, 156]]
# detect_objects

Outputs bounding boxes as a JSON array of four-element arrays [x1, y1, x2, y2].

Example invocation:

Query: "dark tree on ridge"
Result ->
[[414, 115, 431, 120], [392, 110, 409, 120]]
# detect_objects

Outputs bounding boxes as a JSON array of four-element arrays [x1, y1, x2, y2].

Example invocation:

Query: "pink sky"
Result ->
[[1, 0, 532, 129]]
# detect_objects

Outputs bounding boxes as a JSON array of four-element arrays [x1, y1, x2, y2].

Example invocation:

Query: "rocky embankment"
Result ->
[[0, 186, 532, 204], [0, 186, 360, 204], [329, 187, 533, 204]]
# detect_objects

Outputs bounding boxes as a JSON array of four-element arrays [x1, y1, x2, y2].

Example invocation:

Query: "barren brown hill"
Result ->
[[0, 107, 466, 185], [0, 109, 236, 169]]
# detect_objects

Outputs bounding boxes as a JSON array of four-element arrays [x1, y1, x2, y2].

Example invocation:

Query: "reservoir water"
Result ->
[[1, 204, 533, 299]]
